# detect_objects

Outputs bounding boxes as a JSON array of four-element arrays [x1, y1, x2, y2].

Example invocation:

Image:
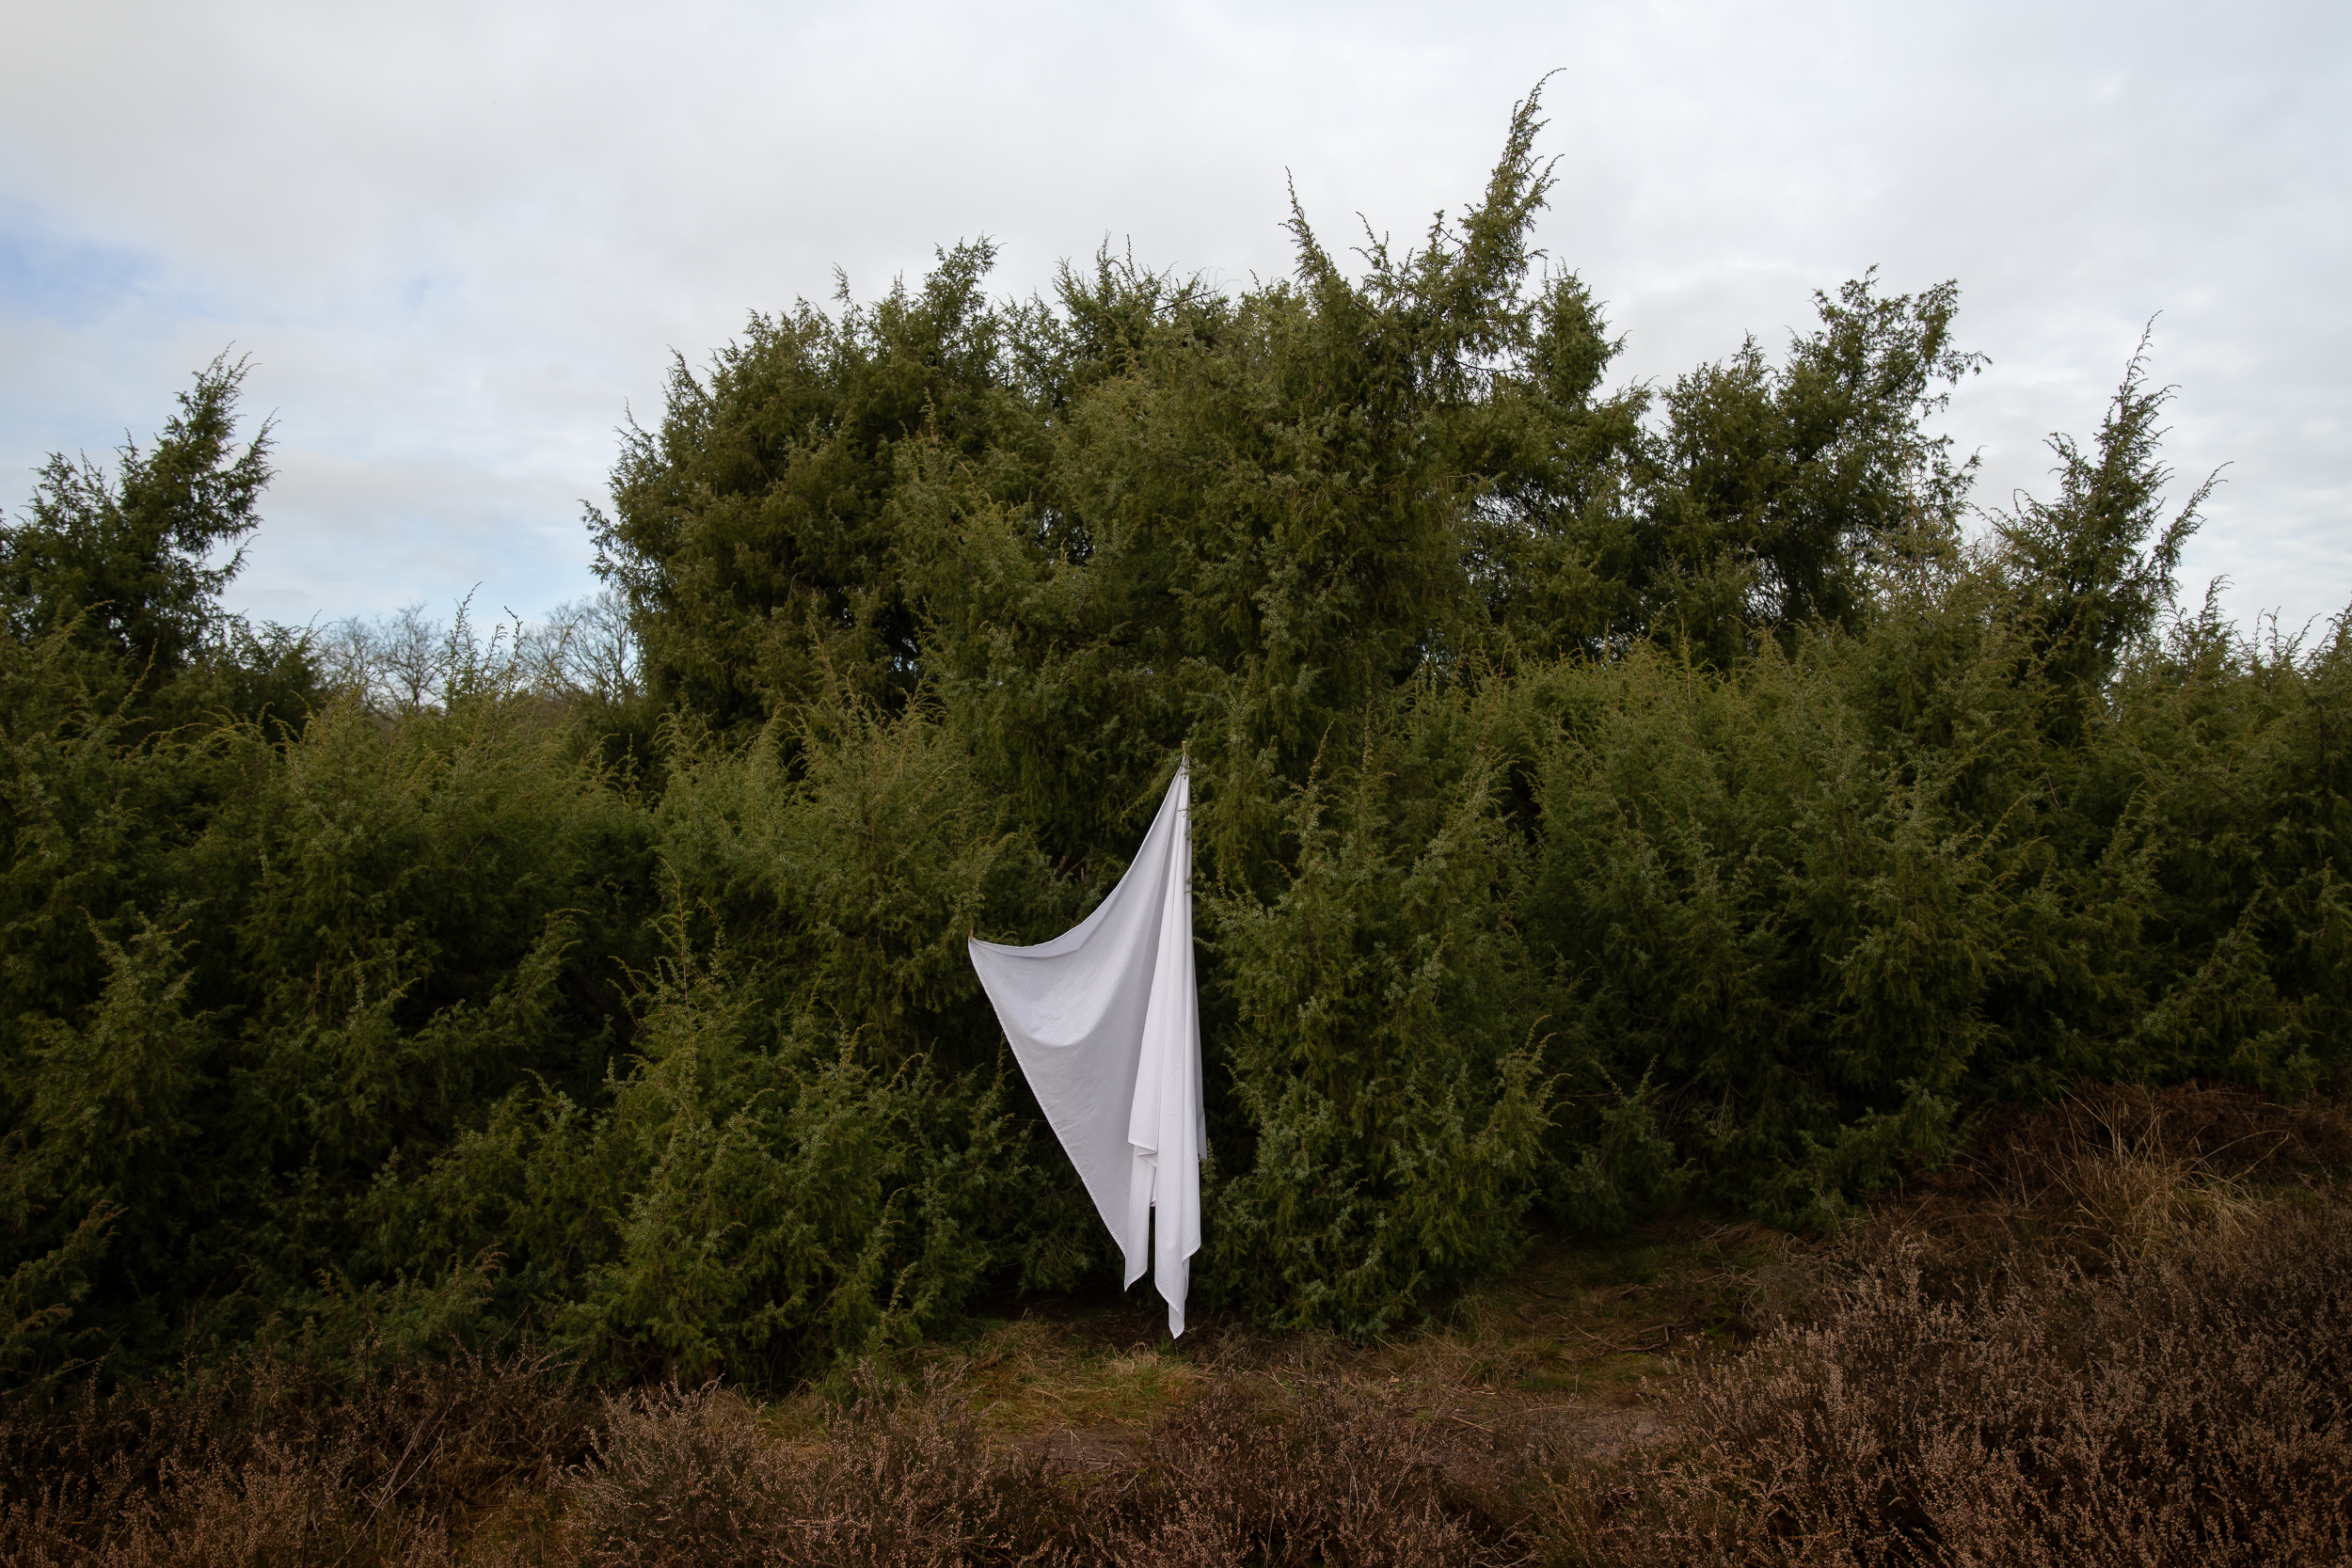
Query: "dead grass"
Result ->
[[3, 1081, 2344, 1566], [1865, 1079, 2350, 1297]]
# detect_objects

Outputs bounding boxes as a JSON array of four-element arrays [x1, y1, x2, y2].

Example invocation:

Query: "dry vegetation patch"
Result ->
[[4, 1084, 2345, 1566]]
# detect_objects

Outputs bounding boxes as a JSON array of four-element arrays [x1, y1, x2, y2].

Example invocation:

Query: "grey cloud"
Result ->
[[2, 0, 2344, 626]]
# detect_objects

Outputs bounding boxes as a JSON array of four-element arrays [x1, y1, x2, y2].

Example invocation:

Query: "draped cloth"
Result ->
[[967, 761, 1204, 1337]]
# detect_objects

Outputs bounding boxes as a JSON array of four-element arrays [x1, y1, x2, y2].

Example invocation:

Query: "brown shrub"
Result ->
[[1567, 1202, 2352, 1566], [11, 1083, 2344, 1567], [560, 1370, 1075, 1567], [557, 1382, 785, 1565], [560, 1369, 1531, 1567], [1082, 1383, 1527, 1567], [0, 1347, 592, 1568], [3, 1346, 1538, 1567]]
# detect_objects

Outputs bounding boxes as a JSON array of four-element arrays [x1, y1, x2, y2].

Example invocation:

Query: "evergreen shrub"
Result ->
[[3, 87, 2343, 1383]]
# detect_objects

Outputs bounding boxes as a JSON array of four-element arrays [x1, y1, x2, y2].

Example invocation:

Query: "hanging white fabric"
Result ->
[[967, 759, 1204, 1337]]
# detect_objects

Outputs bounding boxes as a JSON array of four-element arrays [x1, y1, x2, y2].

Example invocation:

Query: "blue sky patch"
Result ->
[[0, 211, 158, 327]]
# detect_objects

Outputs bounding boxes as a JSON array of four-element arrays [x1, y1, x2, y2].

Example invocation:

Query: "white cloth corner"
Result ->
[[967, 760, 1204, 1337]]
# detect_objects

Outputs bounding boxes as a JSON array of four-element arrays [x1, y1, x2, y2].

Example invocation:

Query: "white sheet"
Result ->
[[967, 760, 1204, 1337]]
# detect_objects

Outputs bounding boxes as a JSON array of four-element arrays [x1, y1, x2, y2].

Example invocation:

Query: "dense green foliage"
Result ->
[[5, 91, 2344, 1389]]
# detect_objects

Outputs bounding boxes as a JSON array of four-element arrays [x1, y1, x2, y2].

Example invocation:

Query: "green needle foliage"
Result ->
[[3, 87, 2344, 1392], [1, 354, 270, 681]]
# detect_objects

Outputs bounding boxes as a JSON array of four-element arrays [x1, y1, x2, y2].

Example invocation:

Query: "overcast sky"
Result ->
[[4, 0, 2345, 637]]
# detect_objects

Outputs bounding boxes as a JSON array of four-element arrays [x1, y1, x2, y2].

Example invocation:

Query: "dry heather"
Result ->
[[1564, 1203, 2352, 1566], [563, 1373, 1529, 1566], [0, 1346, 596, 1566], [2, 1083, 2345, 1567]]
